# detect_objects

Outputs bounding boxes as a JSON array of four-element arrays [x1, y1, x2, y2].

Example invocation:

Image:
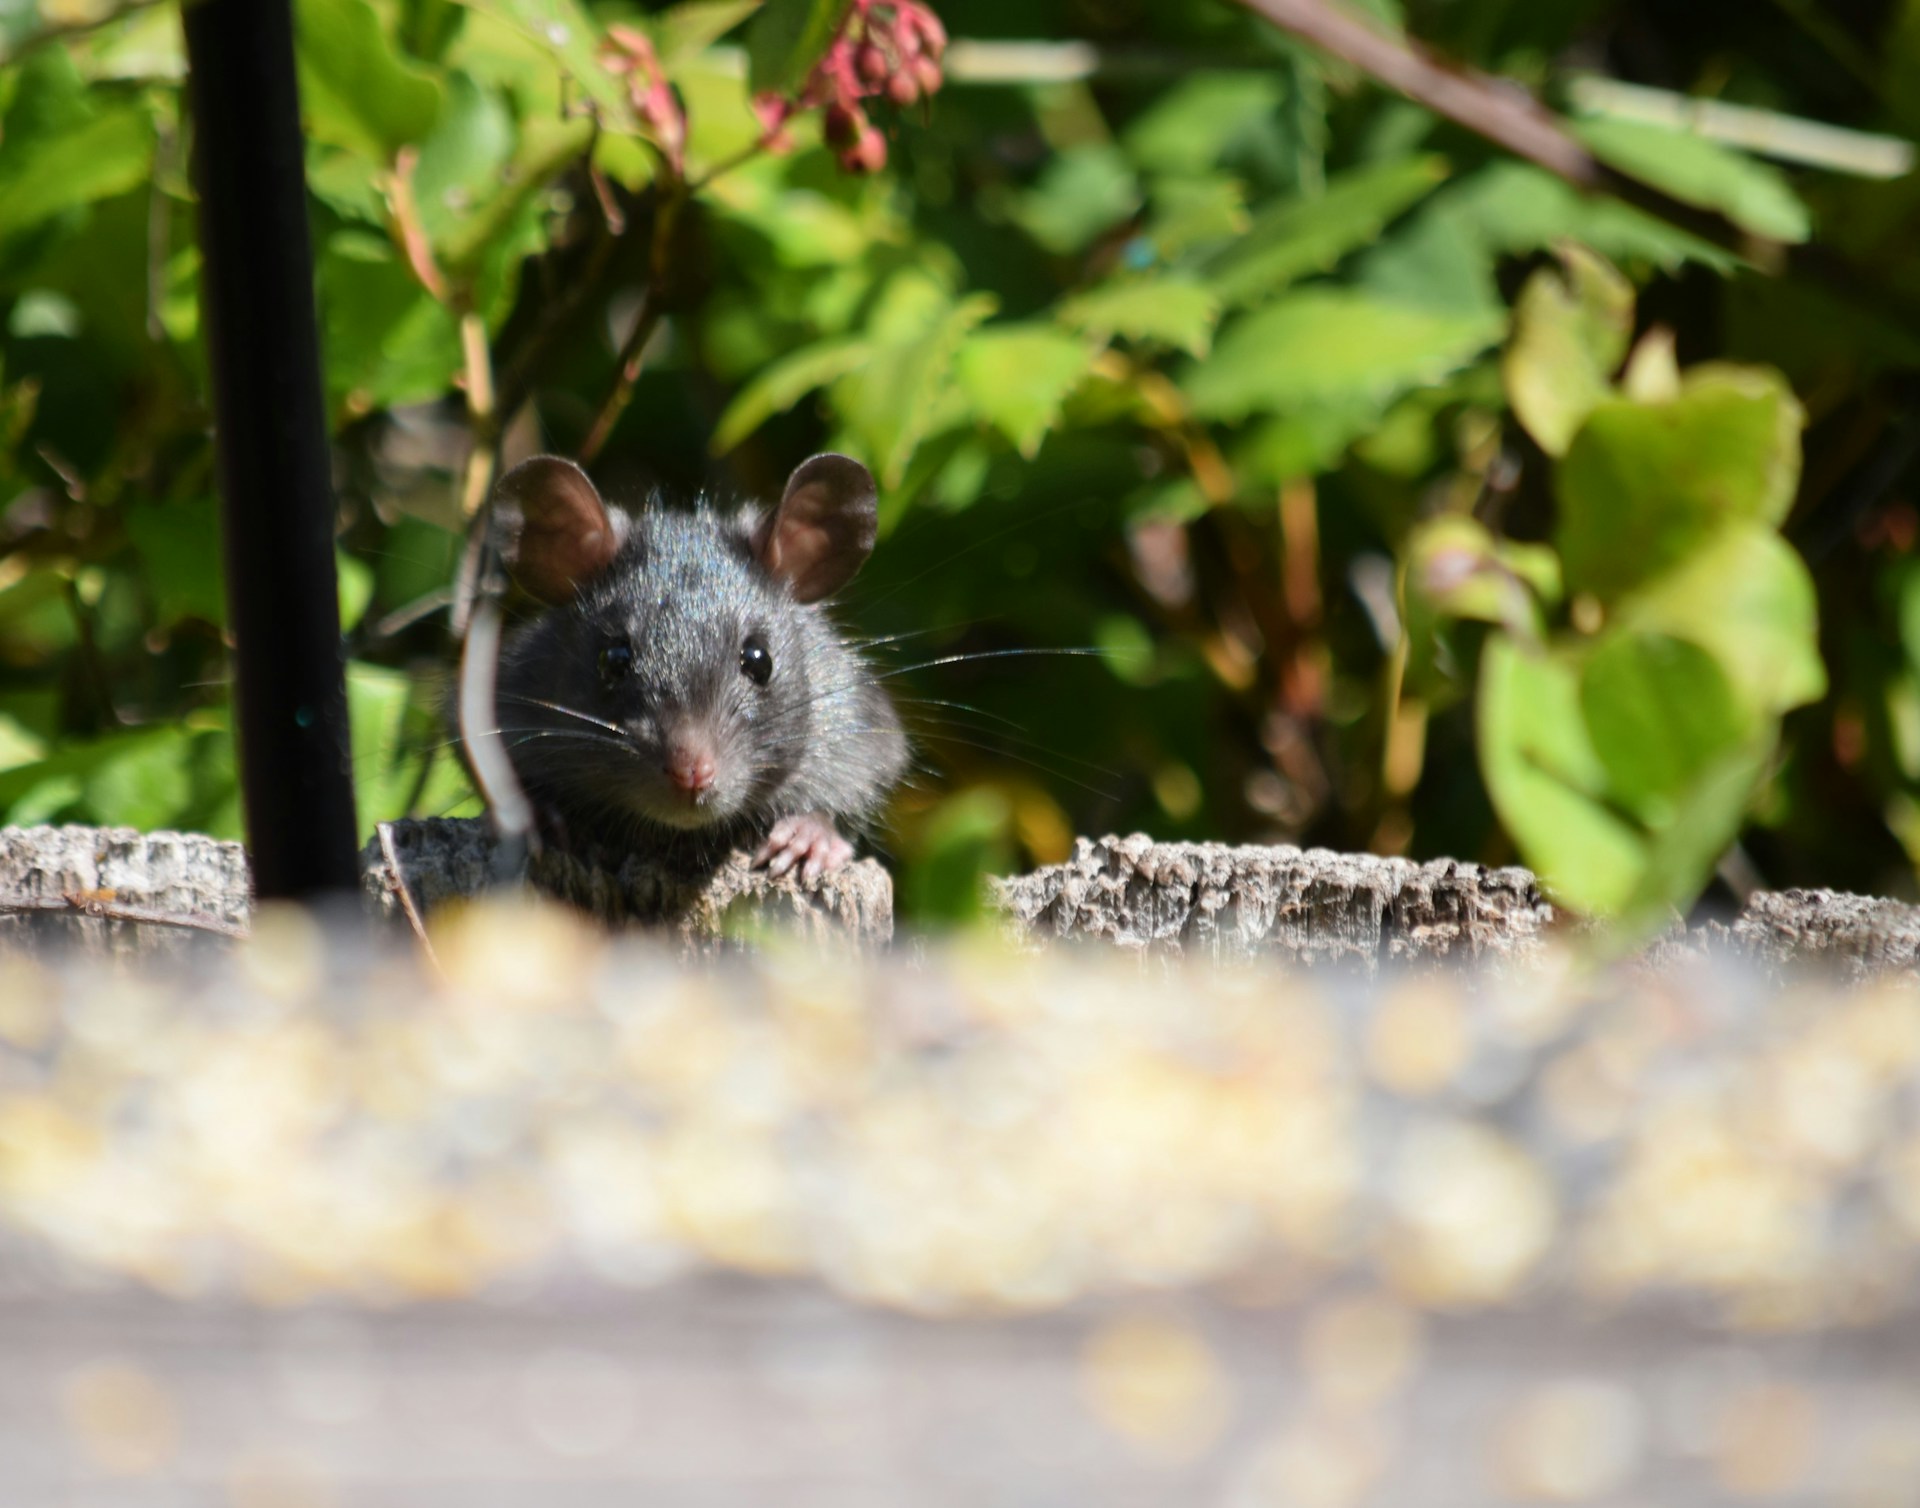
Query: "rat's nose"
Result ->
[[665, 739, 717, 798]]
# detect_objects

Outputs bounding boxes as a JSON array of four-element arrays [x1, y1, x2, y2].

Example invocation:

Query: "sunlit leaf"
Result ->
[[296, 0, 445, 161], [1204, 156, 1449, 308], [1184, 289, 1502, 421], [712, 335, 873, 453], [1503, 245, 1634, 456], [1556, 364, 1804, 601], [1058, 277, 1220, 357], [1478, 635, 1645, 916], [1573, 116, 1811, 244], [955, 325, 1094, 458]]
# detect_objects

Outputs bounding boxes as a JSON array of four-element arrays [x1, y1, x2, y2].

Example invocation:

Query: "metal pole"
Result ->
[[182, 0, 360, 897]]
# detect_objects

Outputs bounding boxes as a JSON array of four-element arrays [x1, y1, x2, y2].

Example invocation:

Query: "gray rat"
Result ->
[[471, 451, 907, 882]]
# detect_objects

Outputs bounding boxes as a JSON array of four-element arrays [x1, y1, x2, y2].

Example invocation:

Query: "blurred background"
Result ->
[[1, 0, 1918, 925]]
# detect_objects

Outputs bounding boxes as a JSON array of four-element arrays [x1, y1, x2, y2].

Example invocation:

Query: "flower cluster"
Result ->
[[754, 0, 948, 174]]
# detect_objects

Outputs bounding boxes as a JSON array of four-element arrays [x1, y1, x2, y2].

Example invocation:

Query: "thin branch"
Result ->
[[1224, 0, 1776, 260], [377, 821, 444, 969], [578, 184, 686, 464], [1566, 76, 1912, 180], [0, 893, 247, 940]]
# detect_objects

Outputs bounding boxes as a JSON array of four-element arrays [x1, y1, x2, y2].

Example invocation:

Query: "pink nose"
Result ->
[[666, 744, 717, 797]]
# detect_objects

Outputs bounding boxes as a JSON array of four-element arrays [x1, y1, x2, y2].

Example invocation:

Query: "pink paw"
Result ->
[[753, 812, 853, 885]]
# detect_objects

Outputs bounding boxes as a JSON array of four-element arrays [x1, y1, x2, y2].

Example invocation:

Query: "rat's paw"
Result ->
[[754, 812, 854, 885]]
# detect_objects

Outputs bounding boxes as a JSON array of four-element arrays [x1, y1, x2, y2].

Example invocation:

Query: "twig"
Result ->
[[578, 185, 686, 464], [0, 893, 247, 940], [457, 594, 537, 882], [377, 821, 444, 970], [1226, 0, 1775, 260], [1566, 76, 1913, 180]]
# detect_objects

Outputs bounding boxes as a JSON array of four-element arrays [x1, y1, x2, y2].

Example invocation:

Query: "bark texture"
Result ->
[[992, 833, 1556, 968], [361, 816, 894, 948]]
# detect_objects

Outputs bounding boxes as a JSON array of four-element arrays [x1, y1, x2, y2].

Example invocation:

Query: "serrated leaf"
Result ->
[[1010, 145, 1141, 258], [712, 335, 872, 453], [1573, 116, 1811, 244], [1556, 365, 1804, 601], [835, 292, 997, 489], [1503, 245, 1634, 456], [1058, 278, 1220, 357], [296, 0, 445, 160], [747, 0, 849, 94], [1204, 156, 1449, 308], [1123, 73, 1288, 177], [1184, 289, 1502, 422], [955, 326, 1094, 458]]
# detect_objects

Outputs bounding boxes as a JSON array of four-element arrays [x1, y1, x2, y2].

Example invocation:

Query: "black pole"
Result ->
[[182, 0, 359, 897]]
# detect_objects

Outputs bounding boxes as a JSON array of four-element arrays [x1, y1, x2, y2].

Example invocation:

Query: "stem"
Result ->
[[1226, 0, 1775, 260], [578, 184, 686, 464]]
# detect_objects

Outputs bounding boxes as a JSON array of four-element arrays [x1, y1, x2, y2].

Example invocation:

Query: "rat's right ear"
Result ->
[[754, 453, 879, 603], [490, 455, 624, 603]]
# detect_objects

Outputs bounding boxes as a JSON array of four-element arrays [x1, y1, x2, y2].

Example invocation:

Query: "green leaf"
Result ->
[[0, 108, 152, 245], [834, 291, 997, 490], [1144, 175, 1249, 260], [1555, 365, 1804, 601], [410, 72, 515, 244], [453, 0, 637, 130], [654, 0, 760, 60], [1572, 116, 1811, 244], [125, 499, 226, 628], [1010, 145, 1141, 257], [955, 326, 1095, 458], [337, 551, 375, 632], [1616, 523, 1825, 717], [1502, 245, 1634, 456], [1436, 161, 1732, 272], [711, 335, 873, 453], [1204, 156, 1449, 308], [83, 726, 196, 830], [1579, 631, 1755, 827], [1058, 277, 1220, 357], [1184, 289, 1502, 422], [348, 661, 414, 836], [746, 0, 849, 94], [316, 230, 462, 410], [1478, 635, 1646, 916], [296, 0, 445, 161], [1123, 73, 1288, 177]]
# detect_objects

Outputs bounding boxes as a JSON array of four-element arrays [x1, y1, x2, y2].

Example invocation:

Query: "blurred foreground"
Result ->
[[4, 902, 1920, 1503]]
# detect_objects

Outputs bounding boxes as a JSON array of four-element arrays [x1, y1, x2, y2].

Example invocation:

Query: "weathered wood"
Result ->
[[9, 822, 1920, 972], [0, 822, 893, 951], [360, 816, 894, 947], [992, 833, 1555, 967]]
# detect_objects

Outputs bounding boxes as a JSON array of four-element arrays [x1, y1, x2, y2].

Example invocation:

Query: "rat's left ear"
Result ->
[[753, 453, 878, 603]]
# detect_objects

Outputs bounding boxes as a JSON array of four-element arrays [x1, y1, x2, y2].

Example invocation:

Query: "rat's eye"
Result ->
[[597, 639, 633, 684], [740, 635, 773, 687]]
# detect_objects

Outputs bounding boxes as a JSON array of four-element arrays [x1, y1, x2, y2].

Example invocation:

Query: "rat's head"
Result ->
[[489, 453, 879, 836]]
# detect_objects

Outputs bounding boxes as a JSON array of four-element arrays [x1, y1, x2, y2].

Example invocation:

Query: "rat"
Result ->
[[469, 451, 908, 883]]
